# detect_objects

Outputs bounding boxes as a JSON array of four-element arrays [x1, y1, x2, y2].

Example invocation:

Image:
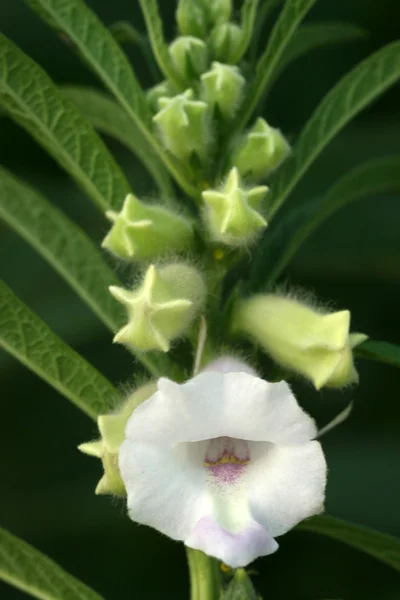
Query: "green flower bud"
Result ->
[[202, 167, 268, 246], [146, 80, 174, 113], [201, 62, 245, 119], [78, 382, 157, 495], [176, 0, 208, 39], [207, 0, 232, 26], [224, 569, 257, 600], [232, 118, 291, 179], [153, 89, 208, 161], [109, 263, 206, 352], [169, 36, 209, 81], [208, 22, 242, 64], [231, 294, 368, 390], [101, 194, 194, 261]]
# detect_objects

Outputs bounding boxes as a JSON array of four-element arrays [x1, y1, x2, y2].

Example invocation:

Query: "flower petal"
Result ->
[[119, 439, 206, 540], [186, 516, 278, 568], [248, 441, 326, 537], [125, 372, 317, 445]]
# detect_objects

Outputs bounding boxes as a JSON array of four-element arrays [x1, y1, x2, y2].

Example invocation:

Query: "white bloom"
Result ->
[[119, 359, 326, 567]]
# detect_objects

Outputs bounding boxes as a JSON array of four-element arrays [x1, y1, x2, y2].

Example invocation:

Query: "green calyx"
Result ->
[[231, 294, 368, 390], [101, 194, 194, 261], [208, 22, 242, 64], [153, 89, 209, 162], [201, 62, 245, 120], [169, 36, 209, 81], [232, 118, 291, 180], [78, 382, 157, 496], [146, 80, 174, 113], [176, 0, 232, 39], [202, 167, 268, 246], [109, 263, 206, 353]]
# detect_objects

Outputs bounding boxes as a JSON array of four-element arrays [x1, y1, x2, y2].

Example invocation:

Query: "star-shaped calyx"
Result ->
[[102, 194, 194, 261], [202, 167, 268, 246], [109, 263, 206, 353]]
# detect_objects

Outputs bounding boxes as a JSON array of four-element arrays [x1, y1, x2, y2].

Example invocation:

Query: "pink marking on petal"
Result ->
[[204, 437, 250, 484]]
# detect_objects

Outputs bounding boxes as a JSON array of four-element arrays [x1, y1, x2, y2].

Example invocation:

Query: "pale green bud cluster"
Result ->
[[102, 194, 194, 261], [79, 382, 157, 495], [110, 263, 206, 353], [176, 0, 232, 40], [231, 294, 367, 389], [153, 89, 209, 162], [232, 118, 291, 180], [202, 167, 268, 246]]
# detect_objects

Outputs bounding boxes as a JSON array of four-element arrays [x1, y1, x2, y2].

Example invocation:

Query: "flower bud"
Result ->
[[231, 294, 367, 390], [207, 0, 232, 26], [109, 263, 206, 353], [153, 89, 208, 162], [101, 194, 194, 261], [224, 569, 258, 600], [146, 80, 173, 113], [169, 36, 209, 81], [201, 62, 245, 120], [176, 0, 208, 39], [232, 118, 291, 180], [78, 382, 157, 495], [208, 22, 242, 64], [202, 167, 268, 246]]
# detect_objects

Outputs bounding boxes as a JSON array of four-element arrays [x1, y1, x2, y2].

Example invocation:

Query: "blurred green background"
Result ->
[[0, 0, 400, 598]]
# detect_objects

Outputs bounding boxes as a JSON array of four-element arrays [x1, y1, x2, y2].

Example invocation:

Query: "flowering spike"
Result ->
[[202, 167, 268, 246], [208, 22, 242, 64], [169, 36, 209, 80], [78, 382, 157, 496], [101, 194, 194, 261], [110, 263, 206, 353], [231, 294, 365, 389], [153, 89, 208, 161], [201, 62, 245, 119], [232, 118, 291, 179]]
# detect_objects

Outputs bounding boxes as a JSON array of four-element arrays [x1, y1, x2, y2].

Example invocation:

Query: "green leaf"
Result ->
[[27, 0, 199, 200], [63, 86, 173, 198], [0, 35, 131, 212], [0, 280, 120, 419], [297, 515, 400, 572], [267, 41, 400, 219], [137, 0, 184, 89], [355, 340, 400, 368], [230, 0, 260, 64], [0, 167, 123, 332], [252, 156, 400, 286], [109, 20, 160, 81], [249, 0, 283, 63], [235, 0, 318, 132], [274, 22, 367, 82], [0, 525, 105, 600]]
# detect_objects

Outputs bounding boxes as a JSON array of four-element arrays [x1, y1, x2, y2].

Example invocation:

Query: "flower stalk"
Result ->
[[186, 548, 219, 600]]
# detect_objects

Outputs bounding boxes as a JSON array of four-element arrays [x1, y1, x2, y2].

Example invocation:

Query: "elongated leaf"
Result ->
[[137, 0, 184, 89], [27, 0, 199, 200], [298, 515, 400, 572], [267, 41, 400, 218], [62, 86, 173, 198], [274, 22, 367, 82], [235, 0, 318, 132], [252, 156, 400, 286], [109, 20, 159, 81], [0, 280, 120, 419], [0, 167, 123, 332], [355, 340, 400, 368], [250, 0, 284, 63], [231, 0, 260, 64], [0, 525, 105, 600], [0, 35, 131, 212]]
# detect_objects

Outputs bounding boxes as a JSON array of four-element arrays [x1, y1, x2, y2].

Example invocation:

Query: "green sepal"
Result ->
[[208, 22, 242, 64], [201, 62, 245, 120], [169, 36, 209, 81]]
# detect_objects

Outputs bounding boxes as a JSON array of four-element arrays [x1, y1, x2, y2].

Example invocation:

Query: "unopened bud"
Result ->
[[202, 167, 268, 246], [208, 22, 242, 64], [224, 569, 258, 600], [169, 36, 209, 81], [153, 89, 208, 162], [232, 118, 291, 180], [201, 62, 245, 119], [176, 0, 208, 39], [78, 382, 157, 495], [109, 263, 206, 353], [231, 294, 367, 390], [102, 194, 194, 261], [146, 80, 174, 113]]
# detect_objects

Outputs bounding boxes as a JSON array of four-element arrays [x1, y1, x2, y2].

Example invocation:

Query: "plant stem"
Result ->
[[186, 548, 219, 600]]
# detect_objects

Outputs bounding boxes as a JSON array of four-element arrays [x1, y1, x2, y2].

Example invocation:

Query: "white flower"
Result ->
[[119, 359, 326, 567]]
